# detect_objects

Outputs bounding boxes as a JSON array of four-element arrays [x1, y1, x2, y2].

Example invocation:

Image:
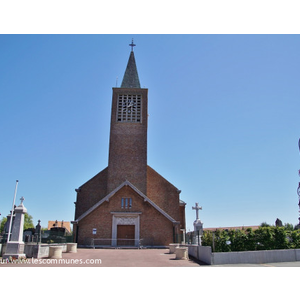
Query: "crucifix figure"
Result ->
[[192, 202, 202, 220], [129, 39, 136, 51]]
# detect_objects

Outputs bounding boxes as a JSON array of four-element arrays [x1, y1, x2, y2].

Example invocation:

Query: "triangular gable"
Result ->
[[74, 180, 178, 224]]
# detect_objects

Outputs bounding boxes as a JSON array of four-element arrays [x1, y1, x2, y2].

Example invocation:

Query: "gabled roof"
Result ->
[[121, 51, 141, 88], [74, 180, 178, 224]]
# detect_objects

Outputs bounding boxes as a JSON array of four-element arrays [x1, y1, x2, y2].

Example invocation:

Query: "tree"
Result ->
[[202, 230, 213, 248], [290, 230, 300, 248], [284, 223, 294, 231], [273, 227, 288, 249], [260, 222, 271, 227], [24, 213, 34, 230], [228, 229, 248, 252], [254, 227, 274, 250], [213, 229, 231, 252], [0, 217, 7, 233], [244, 228, 256, 251]]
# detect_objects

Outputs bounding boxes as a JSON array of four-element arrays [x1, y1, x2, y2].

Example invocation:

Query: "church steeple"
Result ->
[[121, 40, 141, 88], [107, 40, 148, 194]]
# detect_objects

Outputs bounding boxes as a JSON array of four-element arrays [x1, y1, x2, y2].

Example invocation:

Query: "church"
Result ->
[[72, 41, 186, 247]]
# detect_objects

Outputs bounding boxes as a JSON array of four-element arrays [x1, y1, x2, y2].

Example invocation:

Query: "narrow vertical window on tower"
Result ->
[[117, 95, 141, 122]]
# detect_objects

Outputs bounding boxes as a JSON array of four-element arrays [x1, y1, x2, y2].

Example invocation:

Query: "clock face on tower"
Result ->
[[117, 94, 141, 122], [123, 99, 136, 114]]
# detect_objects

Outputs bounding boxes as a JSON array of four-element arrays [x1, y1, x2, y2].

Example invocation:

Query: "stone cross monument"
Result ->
[[192, 202, 203, 245], [192, 203, 202, 220], [3, 197, 27, 259]]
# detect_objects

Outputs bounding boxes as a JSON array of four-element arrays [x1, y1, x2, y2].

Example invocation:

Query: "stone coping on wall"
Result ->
[[186, 244, 300, 265]]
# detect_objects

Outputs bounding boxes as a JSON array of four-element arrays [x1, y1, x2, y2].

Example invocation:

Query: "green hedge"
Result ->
[[202, 227, 300, 252]]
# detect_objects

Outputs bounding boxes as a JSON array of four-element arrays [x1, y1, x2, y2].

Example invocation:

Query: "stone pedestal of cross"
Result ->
[[192, 203, 203, 245]]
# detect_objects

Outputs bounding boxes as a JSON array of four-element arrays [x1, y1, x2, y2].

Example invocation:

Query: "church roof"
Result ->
[[74, 180, 178, 224], [121, 50, 141, 88]]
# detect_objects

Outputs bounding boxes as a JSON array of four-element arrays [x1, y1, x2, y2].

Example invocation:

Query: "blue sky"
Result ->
[[1, 34, 300, 231]]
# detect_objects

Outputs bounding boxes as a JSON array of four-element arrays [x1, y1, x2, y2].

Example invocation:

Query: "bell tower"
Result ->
[[107, 41, 148, 194]]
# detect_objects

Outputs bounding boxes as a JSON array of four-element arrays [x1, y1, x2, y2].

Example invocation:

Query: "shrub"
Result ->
[[202, 225, 299, 252]]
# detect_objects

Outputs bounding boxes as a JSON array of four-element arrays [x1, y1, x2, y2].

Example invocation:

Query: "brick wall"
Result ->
[[179, 204, 186, 230], [76, 185, 174, 246], [147, 166, 181, 222], [74, 167, 108, 220], [107, 88, 148, 195]]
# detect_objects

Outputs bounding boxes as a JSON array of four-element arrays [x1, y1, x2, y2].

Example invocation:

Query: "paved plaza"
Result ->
[[2, 248, 300, 267], [1, 248, 200, 267]]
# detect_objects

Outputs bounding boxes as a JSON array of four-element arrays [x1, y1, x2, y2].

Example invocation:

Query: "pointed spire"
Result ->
[[121, 40, 141, 88]]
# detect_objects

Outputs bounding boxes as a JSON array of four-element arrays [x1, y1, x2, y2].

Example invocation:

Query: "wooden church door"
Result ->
[[117, 225, 135, 246]]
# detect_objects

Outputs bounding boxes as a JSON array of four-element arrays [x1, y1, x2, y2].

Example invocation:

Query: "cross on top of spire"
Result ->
[[121, 39, 140, 88], [129, 39, 136, 52]]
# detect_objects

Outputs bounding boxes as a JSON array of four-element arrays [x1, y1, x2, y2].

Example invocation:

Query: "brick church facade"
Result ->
[[72, 43, 186, 247]]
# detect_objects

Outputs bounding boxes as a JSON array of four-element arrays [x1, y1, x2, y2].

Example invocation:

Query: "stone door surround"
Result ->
[[111, 212, 141, 247]]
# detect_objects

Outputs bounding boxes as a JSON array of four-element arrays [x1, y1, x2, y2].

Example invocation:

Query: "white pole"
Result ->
[[7, 180, 18, 242]]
